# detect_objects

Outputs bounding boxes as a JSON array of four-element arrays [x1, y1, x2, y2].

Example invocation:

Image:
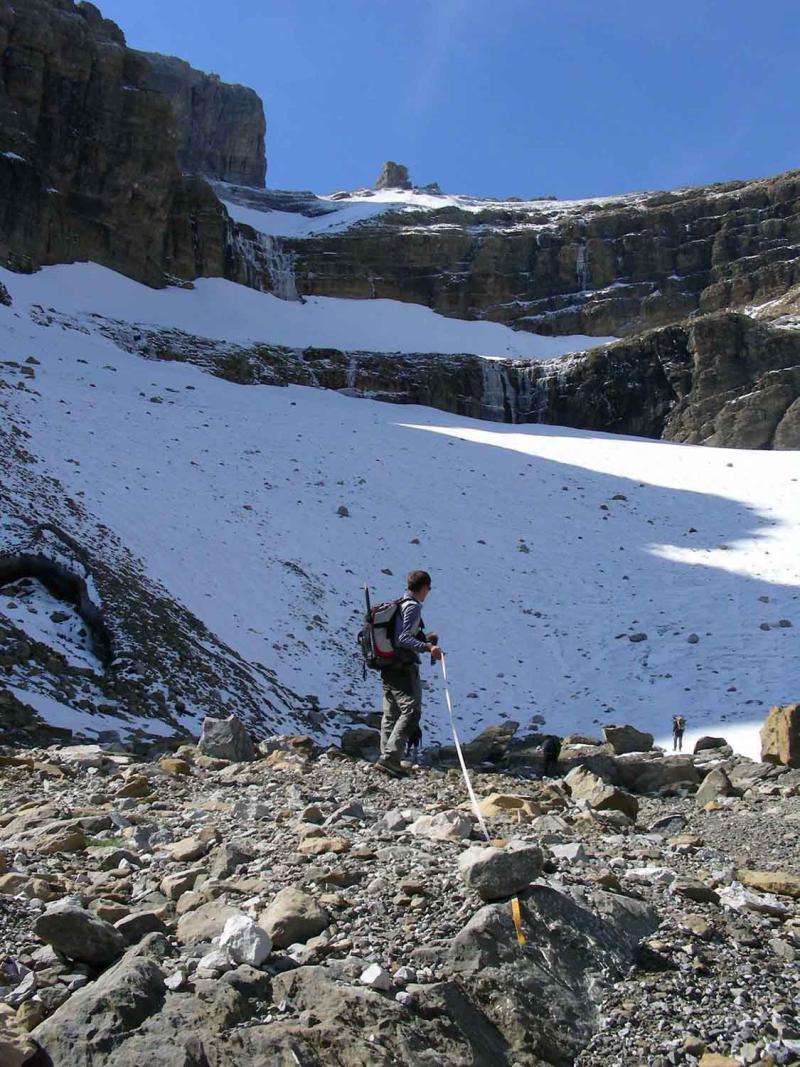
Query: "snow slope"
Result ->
[[1, 265, 799, 754], [13, 263, 611, 360]]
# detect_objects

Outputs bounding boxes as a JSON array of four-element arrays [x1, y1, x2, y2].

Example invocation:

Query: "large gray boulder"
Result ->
[[458, 844, 543, 902], [615, 753, 700, 795], [448, 884, 657, 1064], [602, 724, 654, 755], [32, 954, 166, 1063], [33, 901, 125, 966], [259, 888, 330, 948], [33, 949, 269, 1066], [198, 715, 255, 761], [229, 965, 503, 1065], [694, 735, 729, 753]]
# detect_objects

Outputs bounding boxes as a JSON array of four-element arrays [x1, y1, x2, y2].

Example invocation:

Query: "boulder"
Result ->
[[259, 888, 330, 948], [158, 756, 191, 776], [458, 843, 543, 901], [207, 840, 255, 879], [615, 753, 700, 795], [114, 911, 169, 945], [408, 810, 474, 841], [671, 879, 720, 905], [735, 868, 800, 899], [760, 704, 800, 767], [475, 793, 541, 820], [219, 914, 272, 966], [359, 963, 392, 990], [259, 965, 498, 1065], [439, 722, 520, 766], [115, 774, 152, 799], [198, 715, 255, 762], [32, 953, 166, 1063], [695, 767, 735, 807], [297, 835, 350, 855], [34, 826, 87, 855], [340, 727, 380, 759], [557, 743, 620, 781], [602, 724, 654, 755], [176, 901, 244, 945], [693, 735, 729, 753], [718, 882, 790, 917], [565, 767, 639, 820], [33, 902, 125, 966], [448, 884, 657, 1063]]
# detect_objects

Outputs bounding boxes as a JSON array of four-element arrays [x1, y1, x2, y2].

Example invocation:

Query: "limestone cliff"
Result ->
[[136, 52, 266, 187], [286, 172, 800, 340], [65, 304, 800, 450], [0, 0, 235, 285]]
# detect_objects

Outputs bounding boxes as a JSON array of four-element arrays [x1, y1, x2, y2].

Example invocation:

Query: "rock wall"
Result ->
[[287, 172, 800, 340], [0, 0, 234, 285], [78, 306, 800, 450], [136, 52, 266, 187]]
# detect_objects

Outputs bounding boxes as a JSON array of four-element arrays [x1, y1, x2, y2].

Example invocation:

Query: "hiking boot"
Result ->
[[374, 759, 407, 779]]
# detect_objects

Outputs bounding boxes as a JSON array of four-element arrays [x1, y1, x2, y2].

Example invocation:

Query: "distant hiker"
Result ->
[[541, 734, 561, 777], [371, 570, 443, 778], [672, 714, 686, 752]]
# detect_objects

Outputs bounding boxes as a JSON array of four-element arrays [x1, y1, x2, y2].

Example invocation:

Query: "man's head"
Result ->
[[407, 569, 432, 602]]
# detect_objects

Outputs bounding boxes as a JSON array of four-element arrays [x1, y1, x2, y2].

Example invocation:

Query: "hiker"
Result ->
[[541, 734, 561, 777], [375, 570, 443, 778], [672, 714, 686, 752]]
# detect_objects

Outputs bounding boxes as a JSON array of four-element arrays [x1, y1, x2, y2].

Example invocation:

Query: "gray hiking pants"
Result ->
[[380, 664, 421, 762]]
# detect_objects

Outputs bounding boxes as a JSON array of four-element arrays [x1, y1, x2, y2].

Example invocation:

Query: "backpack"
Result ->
[[357, 586, 418, 673]]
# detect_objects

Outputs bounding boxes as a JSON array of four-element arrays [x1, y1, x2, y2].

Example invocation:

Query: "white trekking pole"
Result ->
[[439, 654, 490, 842]]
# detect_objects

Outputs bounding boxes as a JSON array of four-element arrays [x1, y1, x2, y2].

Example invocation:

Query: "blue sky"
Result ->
[[100, 0, 800, 199]]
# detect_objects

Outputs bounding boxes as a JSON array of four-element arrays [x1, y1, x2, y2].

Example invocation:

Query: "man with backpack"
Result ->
[[372, 570, 443, 778]]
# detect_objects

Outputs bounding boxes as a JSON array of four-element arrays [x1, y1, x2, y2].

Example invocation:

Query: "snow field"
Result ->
[[7, 263, 610, 360], [1, 262, 799, 754]]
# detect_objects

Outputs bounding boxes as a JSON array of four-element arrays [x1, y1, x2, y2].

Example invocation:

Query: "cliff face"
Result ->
[[0, 0, 235, 284], [69, 302, 799, 451], [0, 0, 262, 286], [136, 52, 266, 187], [286, 172, 800, 340]]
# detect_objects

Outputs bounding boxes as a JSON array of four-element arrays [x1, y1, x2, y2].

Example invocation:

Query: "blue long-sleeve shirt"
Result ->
[[393, 595, 428, 662]]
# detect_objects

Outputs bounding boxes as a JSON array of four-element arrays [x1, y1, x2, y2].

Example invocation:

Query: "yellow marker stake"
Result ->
[[511, 896, 526, 946]]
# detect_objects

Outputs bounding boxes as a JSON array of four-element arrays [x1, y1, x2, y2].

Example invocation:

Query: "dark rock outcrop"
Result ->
[[137, 51, 266, 186], [375, 161, 411, 190], [0, 0, 231, 284]]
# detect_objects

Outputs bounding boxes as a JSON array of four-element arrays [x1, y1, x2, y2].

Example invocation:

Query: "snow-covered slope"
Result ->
[[13, 263, 610, 360], [1, 264, 798, 752]]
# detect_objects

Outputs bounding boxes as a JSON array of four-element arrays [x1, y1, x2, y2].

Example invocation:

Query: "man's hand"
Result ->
[[428, 644, 444, 661]]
